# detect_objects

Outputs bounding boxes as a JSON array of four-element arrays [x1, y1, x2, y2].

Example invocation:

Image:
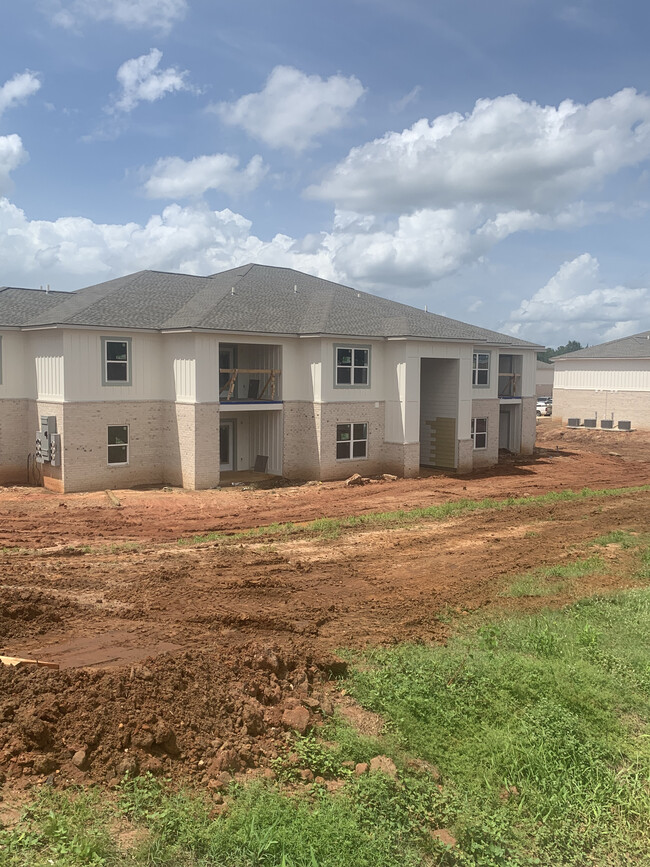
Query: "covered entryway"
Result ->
[[499, 404, 522, 452], [220, 409, 283, 477], [419, 358, 460, 469]]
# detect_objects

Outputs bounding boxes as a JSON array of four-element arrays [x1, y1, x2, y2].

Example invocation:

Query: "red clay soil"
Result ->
[[1, 421, 649, 795]]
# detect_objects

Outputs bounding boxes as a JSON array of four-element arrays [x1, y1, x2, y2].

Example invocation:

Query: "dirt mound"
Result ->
[[0, 642, 341, 788], [0, 589, 78, 642]]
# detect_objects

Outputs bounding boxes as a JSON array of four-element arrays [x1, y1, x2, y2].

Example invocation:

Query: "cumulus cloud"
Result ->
[[307, 88, 650, 214], [47, 0, 187, 34], [0, 197, 338, 290], [0, 71, 41, 118], [110, 49, 190, 113], [214, 66, 365, 152], [502, 254, 650, 344], [0, 136, 29, 195], [143, 153, 268, 199]]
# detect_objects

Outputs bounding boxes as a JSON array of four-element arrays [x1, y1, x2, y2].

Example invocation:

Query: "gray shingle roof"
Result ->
[[2, 265, 539, 347], [554, 330, 650, 360], [0, 286, 70, 326]]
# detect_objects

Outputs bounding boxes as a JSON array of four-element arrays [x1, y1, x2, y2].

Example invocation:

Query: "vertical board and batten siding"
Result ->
[[419, 358, 459, 468], [31, 331, 64, 400], [319, 338, 385, 403], [222, 410, 283, 475], [64, 330, 164, 401]]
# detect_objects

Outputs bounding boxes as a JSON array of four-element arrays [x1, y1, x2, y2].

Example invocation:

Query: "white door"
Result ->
[[220, 420, 235, 471]]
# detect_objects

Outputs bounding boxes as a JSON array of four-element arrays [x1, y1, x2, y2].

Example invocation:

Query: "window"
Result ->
[[102, 337, 131, 385], [107, 425, 129, 465], [471, 417, 487, 450], [472, 352, 490, 387], [335, 345, 370, 387], [336, 423, 368, 460]]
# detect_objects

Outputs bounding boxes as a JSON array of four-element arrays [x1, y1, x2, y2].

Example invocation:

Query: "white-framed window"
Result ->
[[471, 417, 488, 450], [107, 425, 129, 465], [102, 337, 132, 386], [472, 352, 490, 387], [336, 423, 368, 460], [335, 345, 370, 387]]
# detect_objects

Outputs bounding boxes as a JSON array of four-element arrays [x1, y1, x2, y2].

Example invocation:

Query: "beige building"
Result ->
[[536, 360, 554, 398], [552, 330, 650, 430], [0, 265, 540, 492]]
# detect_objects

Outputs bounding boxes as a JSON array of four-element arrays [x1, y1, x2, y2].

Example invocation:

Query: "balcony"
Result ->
[[219, 368, 281, 403], [498, 354, 522, 399]]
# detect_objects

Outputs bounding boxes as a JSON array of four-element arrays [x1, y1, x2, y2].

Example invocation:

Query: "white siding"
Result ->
[[0, 331, 29, 398], [554, 359, 650, 392], [31, 331, 64, 400], [64, 330, 164, 401]]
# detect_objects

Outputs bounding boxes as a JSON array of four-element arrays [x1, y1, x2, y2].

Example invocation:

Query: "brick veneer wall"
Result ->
[[521, 397, 536, 454], [470, 398, 500, 468], [0, 399, 30, 484], [553, 389, 650, 430]]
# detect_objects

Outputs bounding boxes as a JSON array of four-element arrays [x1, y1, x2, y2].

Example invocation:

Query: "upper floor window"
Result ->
[[335, 345, 370, 387], [102, 337, 132, 386], [472, 352, 490, 387]]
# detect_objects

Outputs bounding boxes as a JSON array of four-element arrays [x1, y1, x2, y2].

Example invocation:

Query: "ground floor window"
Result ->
[[336, 423, 368, 459], [107, 425, 129, 465], [471, 417, 487, 450]]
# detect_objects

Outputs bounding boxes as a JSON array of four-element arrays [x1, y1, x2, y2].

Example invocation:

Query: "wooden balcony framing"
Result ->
[[498, 372, 521, 398], [219, 368, 281, 401]]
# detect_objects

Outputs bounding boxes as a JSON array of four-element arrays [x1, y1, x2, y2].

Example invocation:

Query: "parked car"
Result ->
[[536, 398, 552, 416]]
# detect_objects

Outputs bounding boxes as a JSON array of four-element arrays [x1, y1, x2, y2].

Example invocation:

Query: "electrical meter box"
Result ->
[[35, 416, 60, 465]]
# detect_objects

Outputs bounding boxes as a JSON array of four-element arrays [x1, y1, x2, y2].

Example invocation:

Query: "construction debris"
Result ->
[[0, 655, 60, 670]]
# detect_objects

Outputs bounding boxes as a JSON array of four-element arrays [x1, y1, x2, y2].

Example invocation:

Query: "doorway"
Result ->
[[220, 420, 235, 471]]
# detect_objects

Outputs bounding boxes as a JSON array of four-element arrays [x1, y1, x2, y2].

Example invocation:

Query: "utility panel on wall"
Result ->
[[35, 415, 61, 467]]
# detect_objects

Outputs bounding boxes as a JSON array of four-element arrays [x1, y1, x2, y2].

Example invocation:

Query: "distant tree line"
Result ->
[[537, 340, 585, 363]]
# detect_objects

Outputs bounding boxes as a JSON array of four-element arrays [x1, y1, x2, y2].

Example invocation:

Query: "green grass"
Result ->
[[344, 590, 650, 865], [502, 554, 605, 597], [177, 484, 650, 546]]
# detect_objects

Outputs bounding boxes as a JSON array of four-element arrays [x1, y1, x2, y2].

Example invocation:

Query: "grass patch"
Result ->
[[344, 590, 650, 865], [177, 484, 650, 546], [503, 554, 605, 597]]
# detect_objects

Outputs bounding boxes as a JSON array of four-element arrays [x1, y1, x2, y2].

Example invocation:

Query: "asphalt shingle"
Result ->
[[1, 265, 540, 347]]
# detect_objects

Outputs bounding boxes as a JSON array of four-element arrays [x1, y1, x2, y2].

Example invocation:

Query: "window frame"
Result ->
[[336, 422, 368, 461], [334, 344, 371, 388], [472, 352, 490, 387], [107, 424, 129, 466], [471, 417, 488, 450], [102, 337, 132, 387]]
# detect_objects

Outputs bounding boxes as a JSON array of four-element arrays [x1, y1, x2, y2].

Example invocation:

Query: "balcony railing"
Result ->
[[219, 368, 281, 402], [498, 372, 521, 399]]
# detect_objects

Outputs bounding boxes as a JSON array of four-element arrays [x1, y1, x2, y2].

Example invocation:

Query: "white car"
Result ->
[[536, 398, 552, 416]]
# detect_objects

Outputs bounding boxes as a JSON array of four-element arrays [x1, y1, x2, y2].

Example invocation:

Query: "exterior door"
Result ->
[[220, 420, 235, 471], [219, 346, 235, 397], [499, 409, 511, 450]]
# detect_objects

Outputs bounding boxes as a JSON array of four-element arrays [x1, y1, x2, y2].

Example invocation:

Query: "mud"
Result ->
[[1, 421, 649, 793]]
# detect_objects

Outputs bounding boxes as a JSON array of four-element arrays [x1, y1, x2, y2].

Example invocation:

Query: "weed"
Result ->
[[503, 555, 605, 597]]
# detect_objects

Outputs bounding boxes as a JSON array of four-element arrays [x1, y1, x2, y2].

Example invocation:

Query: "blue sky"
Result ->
[[2, 0, 650, 346]]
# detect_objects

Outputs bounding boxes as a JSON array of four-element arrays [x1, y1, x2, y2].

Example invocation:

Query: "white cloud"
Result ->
[[0, 72, 41, 118], [111, 49, 190, 113], [0, 198, 337, 289], [214, 65, 365, 152], [391, 85, 421, 114], [143, 153, 268, 198], [307, 88, 650, 214], [502, 253, 650, 344], [48, 0, 187, 34], [0, 136, 29, 195]]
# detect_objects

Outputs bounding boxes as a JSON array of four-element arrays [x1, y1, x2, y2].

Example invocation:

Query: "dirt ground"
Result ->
[[1, 419, 650, 797]]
